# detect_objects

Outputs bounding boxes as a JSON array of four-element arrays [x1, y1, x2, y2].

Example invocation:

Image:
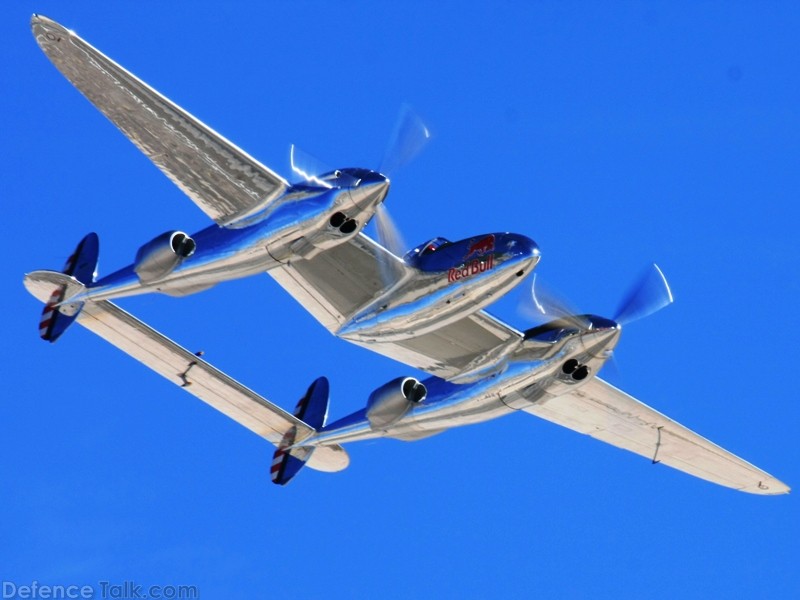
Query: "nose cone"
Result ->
[[587, 315, 620, 331], [582, 315, 622, 356], [501, 233, 539, 256], [499, 233, 541, 272], [347, 173, 390, 212]]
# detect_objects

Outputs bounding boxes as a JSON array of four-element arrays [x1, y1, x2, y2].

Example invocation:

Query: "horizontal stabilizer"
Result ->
[[25, 270, 84, 305]]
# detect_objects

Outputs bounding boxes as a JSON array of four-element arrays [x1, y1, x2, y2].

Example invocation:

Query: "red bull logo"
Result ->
[[465, 234, 495, 260], [448, 254, 494, 283]]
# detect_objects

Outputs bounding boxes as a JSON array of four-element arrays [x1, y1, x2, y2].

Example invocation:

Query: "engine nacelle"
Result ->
[[366, 377, 427, 429], [134, 231, 196, 284]]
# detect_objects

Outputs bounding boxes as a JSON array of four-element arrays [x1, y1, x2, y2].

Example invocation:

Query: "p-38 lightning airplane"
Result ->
[[25, 15, 789, 493]]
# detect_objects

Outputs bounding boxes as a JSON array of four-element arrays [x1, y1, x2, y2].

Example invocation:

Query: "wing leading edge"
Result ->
[[524, 377, 789, 495], [31, 15, 288, 226]]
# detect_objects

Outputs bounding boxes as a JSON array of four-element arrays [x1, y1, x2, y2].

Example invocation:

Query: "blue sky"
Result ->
[[2, 2, 799, 598]]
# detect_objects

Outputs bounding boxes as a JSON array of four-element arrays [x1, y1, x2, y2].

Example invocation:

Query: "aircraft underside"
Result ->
[[23, 15, 790, 494]]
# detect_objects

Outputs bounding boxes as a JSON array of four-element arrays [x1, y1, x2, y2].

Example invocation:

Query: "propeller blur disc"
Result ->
[[520, 274, 592, 330], [374, 203, 407, 257], [379, 104, 431, 177], [613, 263, 674, 325]]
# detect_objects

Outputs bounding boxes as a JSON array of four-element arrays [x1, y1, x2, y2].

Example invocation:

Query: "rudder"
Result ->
[[271, 377, 330, 485], [38, 233, 99, 342]]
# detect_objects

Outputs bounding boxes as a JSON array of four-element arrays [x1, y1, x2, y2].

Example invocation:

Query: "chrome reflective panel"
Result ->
[[304, 321, 620, 446], [69, 175, 389, 303], [337, 233, 541, 342]]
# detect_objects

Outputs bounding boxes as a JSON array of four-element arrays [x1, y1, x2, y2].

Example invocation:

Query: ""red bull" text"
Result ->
[[448, 255, 494, 283]]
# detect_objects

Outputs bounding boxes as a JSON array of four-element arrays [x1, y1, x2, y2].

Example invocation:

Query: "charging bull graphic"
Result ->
[[448, 235, 498, 282], [465, 234, 495, 259]]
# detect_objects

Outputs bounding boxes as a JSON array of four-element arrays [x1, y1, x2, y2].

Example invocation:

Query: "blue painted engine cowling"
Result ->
[[366, 377, 427, 429], [134, 231, 196, 283]]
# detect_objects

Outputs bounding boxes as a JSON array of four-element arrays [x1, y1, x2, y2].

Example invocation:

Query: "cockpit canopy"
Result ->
[[524, 320, 581, 344], [289, 167, 385, 191], [524, 315, 618, 343], [404, 237, 452, 263]]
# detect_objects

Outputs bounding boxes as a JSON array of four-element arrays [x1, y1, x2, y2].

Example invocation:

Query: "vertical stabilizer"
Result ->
[[38, 233, 99, 342], [270, 377, 330, 485]]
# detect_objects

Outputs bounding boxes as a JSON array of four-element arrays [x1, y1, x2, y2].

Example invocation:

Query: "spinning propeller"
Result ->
[[523, 273, 592, 330], [522, 264, 673, 378], [373, 105, 431, 256], [379, 105, 431, 180], [523, 263, 674, 330], [612, 263, 674, 326], [289, 105, 431, 257]]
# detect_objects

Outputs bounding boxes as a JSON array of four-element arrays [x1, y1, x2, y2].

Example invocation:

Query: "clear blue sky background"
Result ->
[[2, 2, 798, 598]]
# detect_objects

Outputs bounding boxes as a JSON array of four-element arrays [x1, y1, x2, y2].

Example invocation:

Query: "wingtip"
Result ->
[[31, 13, 49, 28], [30, 14, 69, 38], [742, 478, 791, 496], [773, 482, 791, 495], [766, 476, 791, 495]]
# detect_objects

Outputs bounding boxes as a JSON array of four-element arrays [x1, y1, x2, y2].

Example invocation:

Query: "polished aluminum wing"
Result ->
[[24, 289, 349, 473], [31, 15, 288, 227], [268, 232, 524, 379], [524, 377, 789, 495]]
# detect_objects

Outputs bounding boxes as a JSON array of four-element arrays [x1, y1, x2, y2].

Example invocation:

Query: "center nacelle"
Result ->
[[337, 232, 540, 342]]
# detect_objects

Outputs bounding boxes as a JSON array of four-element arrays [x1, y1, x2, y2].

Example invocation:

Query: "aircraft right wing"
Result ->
[[523, 377, 789, 495], [31, 15, 288, 227]]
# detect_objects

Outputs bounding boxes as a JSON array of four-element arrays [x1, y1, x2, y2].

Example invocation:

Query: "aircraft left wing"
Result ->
[[523, 377, 789, 495], [24, 276, 348, 472], [31, 15, 288, 227]]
